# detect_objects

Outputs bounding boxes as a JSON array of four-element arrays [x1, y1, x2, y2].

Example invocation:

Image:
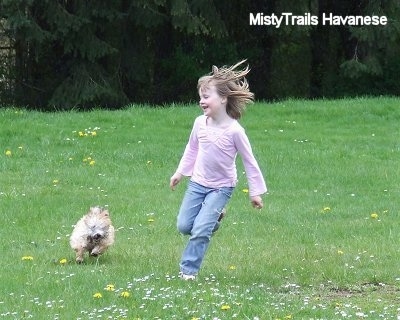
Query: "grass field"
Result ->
[[0, 97, 399, 319]]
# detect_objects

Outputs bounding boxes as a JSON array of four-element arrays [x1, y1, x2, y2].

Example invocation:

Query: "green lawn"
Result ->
[[0, 97, 399, 319]]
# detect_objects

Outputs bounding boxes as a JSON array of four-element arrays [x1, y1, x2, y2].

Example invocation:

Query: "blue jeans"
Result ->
[[177, 180, 234, 275]]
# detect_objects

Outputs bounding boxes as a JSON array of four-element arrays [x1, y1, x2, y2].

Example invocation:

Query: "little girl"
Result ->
[[170, 60, 267, 280]]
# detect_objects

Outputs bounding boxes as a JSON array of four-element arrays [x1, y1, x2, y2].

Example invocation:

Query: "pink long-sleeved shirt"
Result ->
[[177, 115, 267, 197]]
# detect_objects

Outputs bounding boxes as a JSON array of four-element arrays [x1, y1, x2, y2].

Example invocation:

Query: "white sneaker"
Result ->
[[179, 272, 196, 281]]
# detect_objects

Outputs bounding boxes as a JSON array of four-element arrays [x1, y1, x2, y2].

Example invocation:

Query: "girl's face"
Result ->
[[198, 85, 226, 118]]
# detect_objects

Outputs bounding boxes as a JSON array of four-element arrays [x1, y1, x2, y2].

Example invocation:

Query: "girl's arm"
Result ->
[[234, 129, 267, 201], [170, 117, 200, 189], [250, 195, 264, 209], [170, 172, 183, 190]]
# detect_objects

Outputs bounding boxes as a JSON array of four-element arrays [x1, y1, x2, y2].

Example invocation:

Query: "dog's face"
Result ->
[[84, 206, 111, 240]]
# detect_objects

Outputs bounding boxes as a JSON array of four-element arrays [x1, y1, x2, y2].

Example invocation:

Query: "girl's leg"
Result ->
[[212, 208, 226, 233], [179, 186, 233, 276], [177, 181, 206, 235]]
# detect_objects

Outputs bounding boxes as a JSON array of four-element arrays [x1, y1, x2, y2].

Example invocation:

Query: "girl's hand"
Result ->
[[170, 172, 183, 190], [251, 195, 263, 209]]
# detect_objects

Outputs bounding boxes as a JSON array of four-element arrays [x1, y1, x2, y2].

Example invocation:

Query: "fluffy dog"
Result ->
[[70, 206, 115, 263]]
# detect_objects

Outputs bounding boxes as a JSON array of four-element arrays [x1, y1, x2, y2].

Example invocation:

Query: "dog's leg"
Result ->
[[91, 243, 107, 257], [90, 246, 101, 256], [75, 247, 85, 263]]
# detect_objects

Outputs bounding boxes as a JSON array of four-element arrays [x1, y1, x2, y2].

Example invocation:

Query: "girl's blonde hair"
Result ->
[[197, 60, 254, 119]]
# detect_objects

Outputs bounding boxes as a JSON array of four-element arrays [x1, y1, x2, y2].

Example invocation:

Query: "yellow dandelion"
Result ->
[[89, 160, 95, 166], [191, 318, 200, 320], [146, 160, 152, 165], [93, 292, 102, 298], [147, 218, 155, 222], [242, 188, 249, 193], [22, 256, 33, 261], [337, 250, 344, 255], [221, 304, 231, 311], [5, 150, 12, 156], [284, 315, 292, 319], [78, 131, 84, 137], [91, 131, 97, 136], [323, 206, 331, 212], [53, 179, 59, 184], [120, 291, 130, 298], [371, 213, 379, 219], [105, 284, 115, 291], [59, 258, 67, 264], [229, 265, 236, 270]]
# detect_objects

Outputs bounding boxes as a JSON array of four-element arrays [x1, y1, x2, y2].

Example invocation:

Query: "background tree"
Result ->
[[0, 0, 399, 109], [340, 0, 400, 96], [2, 0, 128, 108]]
